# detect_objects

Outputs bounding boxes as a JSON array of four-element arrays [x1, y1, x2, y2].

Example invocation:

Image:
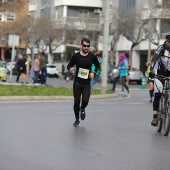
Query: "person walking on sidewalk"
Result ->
[[40, 53, 48, 85], [67, 38, 100, 127], [112, 53, 129, 93], [90, 50, 102, 91], [33, 54, 41, 84], [146, 55, 154, 102], [15, 55, 22, 83]]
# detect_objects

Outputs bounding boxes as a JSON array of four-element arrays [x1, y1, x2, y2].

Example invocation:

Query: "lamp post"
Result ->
[[101, 0, 110, 94]]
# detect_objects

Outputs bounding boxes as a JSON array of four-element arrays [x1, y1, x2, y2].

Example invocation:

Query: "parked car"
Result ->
[[1, 61, 7, 68], [108, 67, 143, 84], [6, 62, 17, 75], [46, 64, 59, 78], [0, 61, 7, 82]]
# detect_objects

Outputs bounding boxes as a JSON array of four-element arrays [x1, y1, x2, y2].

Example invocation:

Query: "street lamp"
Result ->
[[101, 0, 110, 94]]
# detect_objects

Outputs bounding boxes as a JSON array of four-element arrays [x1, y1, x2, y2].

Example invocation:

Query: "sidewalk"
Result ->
[[0, 82, 119, 101]]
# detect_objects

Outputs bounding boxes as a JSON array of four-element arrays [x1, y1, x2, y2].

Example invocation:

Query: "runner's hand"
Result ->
[[70, 67, 75, 73]]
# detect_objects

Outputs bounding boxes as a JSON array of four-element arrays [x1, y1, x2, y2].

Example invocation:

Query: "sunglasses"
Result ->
[[82, 44, 90, 48]]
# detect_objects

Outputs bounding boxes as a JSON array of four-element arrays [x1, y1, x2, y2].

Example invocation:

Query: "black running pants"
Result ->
[[73, 82, 91, 120]]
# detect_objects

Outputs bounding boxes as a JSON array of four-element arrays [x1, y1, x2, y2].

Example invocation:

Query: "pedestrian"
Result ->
[[24, 54, 30, 84], [146, 55, 154, 102], [40, 52, 48, 85], [90, 50, 102, 91], [18, 54, 27, 84], [62, 64, 65, 76], [15, 55, 22, 83], [122, 60, 131, 91], [112, 53, 129, 93], [67, 38, 100, 127], [33, 54, 41, 84]]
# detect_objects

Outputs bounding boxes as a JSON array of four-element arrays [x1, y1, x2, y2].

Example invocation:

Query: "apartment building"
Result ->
[[28, 0, 103, 62], [0, 0, 28, 61]]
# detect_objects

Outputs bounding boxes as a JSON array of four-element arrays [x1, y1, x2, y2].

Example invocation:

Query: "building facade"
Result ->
[[112, 0, 170, 74], [28, 0, 103, 63], [0, 0, 28, 61]]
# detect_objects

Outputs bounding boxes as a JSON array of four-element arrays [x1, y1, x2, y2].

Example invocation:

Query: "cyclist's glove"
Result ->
[[149, 71, 155, 78]]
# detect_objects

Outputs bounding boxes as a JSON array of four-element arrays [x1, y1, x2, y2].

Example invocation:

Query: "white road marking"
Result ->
[[127, 103, 145, 105]]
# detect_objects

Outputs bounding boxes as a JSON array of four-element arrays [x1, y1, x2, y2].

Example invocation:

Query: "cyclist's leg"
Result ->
[[149, 79, 154, 102], [151, 78, 163, 126]]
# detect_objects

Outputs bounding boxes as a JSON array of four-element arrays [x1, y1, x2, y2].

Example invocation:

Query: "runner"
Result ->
[[67, 38, 100, 127]]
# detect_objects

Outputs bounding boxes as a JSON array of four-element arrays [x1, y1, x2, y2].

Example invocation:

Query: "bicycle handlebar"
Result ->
[[155, 75, 170, 80]]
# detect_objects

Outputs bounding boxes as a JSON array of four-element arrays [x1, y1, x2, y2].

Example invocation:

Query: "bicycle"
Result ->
[[155, 75, 170, 136]]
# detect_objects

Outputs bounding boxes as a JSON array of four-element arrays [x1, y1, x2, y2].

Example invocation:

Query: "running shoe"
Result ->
[[73, 120, 80, 127], [151, 118, 158, 126], [80, 109, 86, 120], [150, 98, 152, 102]]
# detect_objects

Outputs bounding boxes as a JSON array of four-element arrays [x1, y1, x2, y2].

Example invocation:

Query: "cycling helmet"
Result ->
[[165, 32, 170, 42]]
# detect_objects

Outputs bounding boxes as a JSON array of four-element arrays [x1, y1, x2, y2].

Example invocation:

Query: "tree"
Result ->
[[144, 1, 170, 47], [112, 11, 148, 65]]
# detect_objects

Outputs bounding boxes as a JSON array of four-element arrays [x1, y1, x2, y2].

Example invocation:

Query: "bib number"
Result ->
[[78, 68, 89, 79]]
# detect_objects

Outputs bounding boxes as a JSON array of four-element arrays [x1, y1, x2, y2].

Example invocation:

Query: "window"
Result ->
[[79, 10, 89, 18], [0, 13, 2, 21], [0, 12, 15, 21], [0, 0, 15, 2], [7, 0, 15, 2], [6, 12, 15, 21]]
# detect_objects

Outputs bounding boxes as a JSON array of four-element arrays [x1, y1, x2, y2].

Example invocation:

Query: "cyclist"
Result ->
[[150, 32, 170, 126]]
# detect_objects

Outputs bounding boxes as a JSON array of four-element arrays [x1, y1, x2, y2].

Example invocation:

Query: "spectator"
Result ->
[[90, 50, 102, 91], [62, 64, 65, 76], [40, 53, 48, 85], [33, 54, 41, 84], [18, 54, 27, 84], [112, 53, 129, 93], [15, 55, 22, 83]]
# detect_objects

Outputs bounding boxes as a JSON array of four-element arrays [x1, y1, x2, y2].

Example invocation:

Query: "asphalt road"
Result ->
[[0, 85, 169, 170]]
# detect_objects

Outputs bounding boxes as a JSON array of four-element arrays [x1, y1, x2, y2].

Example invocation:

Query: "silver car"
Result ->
[[108, 67, 143, 84]]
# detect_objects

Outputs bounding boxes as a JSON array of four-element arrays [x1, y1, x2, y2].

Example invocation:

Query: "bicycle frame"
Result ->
[[156, 75, 170, 136]]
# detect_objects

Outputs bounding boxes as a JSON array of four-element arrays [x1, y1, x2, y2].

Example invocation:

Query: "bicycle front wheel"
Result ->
[[162, 93, 170, 136], [156, 99, 163, 132]]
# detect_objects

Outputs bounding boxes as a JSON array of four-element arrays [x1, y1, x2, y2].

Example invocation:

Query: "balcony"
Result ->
[[55, 17, 101, 31]]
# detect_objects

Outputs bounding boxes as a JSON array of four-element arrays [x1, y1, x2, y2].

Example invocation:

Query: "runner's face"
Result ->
[[82, 41, 90, 54]]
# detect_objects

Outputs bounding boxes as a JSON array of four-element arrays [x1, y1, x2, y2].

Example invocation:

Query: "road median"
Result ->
[[0, 93, 119, 101]]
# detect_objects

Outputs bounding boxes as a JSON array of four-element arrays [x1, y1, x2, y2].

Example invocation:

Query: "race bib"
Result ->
[[78, 68, 89, 79]]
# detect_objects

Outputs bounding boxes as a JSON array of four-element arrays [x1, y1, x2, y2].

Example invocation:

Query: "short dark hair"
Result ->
[[81, 38, 90, 45]]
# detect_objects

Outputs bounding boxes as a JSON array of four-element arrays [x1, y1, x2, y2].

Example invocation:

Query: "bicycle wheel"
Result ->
[[156, 99, 163, 132], [162, 93, 170, 136]]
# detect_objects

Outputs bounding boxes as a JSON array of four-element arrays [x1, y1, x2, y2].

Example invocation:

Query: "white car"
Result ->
[[46, 64, 59, 77], [6, 62, 17, 75]]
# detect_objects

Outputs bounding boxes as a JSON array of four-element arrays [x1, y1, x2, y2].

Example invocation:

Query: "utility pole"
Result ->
[[101, 0, 110, 94]]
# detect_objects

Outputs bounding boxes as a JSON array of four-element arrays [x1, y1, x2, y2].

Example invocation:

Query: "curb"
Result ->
[[0, 93, 119, 101]]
